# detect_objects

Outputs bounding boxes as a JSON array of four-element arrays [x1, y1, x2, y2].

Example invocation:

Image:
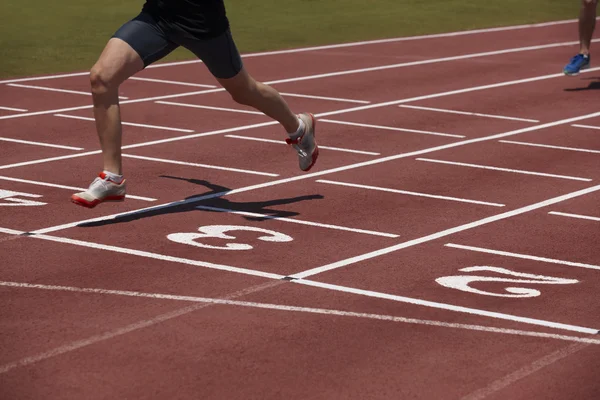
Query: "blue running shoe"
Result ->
[[564, 53, 590, 76]]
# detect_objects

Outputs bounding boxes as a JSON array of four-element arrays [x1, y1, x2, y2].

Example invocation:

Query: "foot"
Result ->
[[286, 113, 319, 172], [71, 172, 126, 208], [564, 53, 590, 76]]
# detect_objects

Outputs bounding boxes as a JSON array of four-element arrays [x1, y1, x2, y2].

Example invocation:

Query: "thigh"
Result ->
[[112, 12, 179, 68], [179, 29, 243, 79]]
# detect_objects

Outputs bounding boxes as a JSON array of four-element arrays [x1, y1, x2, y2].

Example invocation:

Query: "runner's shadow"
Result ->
[[78, 175, 324, 227], [564, 77, 600, 91]]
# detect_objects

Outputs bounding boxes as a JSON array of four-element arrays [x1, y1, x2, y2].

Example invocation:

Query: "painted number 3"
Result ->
[[436, 266, 578, 298], [167, 225, 293, 251]]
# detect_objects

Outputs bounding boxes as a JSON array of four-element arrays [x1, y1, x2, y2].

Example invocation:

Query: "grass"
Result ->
[[0, 0, 578, 79]]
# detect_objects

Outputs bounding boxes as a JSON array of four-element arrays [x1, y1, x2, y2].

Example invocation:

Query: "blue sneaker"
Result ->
[[564, 54, 590, 76]]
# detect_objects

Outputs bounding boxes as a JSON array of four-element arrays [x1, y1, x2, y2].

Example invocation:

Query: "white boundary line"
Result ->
[[0, 175, 156, 202], [280, 92, 370, 104], [129, 77, 217, 88], [499, 140, 600, 154], [572, 123, 600, 131], [0, 18, 580, 84], [122, 154, 279, 177], [225, 134, 381, 156], [399, 105, 540, 123], [319, 118, 465, 138], [30, 110, 600, 234], [548, 211, 600, 222], [195, 205, 400, 238], [0, 137, 83, 151], [7, 83, 128, 100], [0, 150, 102, 171], [316, 179, 505, 207], [289, 184, 600, 279], [445, 243, 600, 271], [155, 101, 265, 115], [0, 106, 27, 112], [417, 158, 592, 182], [55, 114, 195, 133]]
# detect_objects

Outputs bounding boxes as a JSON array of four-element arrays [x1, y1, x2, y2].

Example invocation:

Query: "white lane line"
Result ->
[[54, 114, 195, 133], [2, 280, 600, 348], [0, 176, 156, 202], [129, 77, 217, 88], [417, 158, 592, 182], [399, 104, 540, 123], [289, 184, 600, 279], [31, 110, 600, 234], [28, 234, 284, 279], [460, 343, 590, 400], [317, 179, 505, 207], [572, 123, 600, 131], [499, 140, 600, 154], [4, 43, 600, 123], [548, 211, 600, 222], [0, 227, 25, 235], [0, 137, 83, 151], [280, 92, 370, 104], [195, 205, 400, 238], [0, 150, 102, 171], [156, 101, 265, 115], [122, 154, 279, 177], [7, 83, 128, 100], [294, 279, 600, 335], [0, 106, 28, 112], [319, 118, 465, 138], [445, 243, 600, 271], [225, 134, 381, 156], [0, 19, 581, 83]]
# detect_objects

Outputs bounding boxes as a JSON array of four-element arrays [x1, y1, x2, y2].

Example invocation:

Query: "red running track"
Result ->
[[0, 19, 599, 400]]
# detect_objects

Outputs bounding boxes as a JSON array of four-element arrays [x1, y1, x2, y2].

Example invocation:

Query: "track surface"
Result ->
[[1, 20, 599, 400]]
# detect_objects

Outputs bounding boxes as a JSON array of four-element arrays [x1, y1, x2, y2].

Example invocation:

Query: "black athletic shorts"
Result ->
[[112, 11, 243, 79]]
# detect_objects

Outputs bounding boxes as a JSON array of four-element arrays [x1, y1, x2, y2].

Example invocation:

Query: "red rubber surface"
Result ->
[[0, 21, 599, 399]]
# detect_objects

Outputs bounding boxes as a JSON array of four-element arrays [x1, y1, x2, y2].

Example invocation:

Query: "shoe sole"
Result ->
[[71, 194, 125, 209], [564, 63, 590, 76], [301, 113, 319, 172]]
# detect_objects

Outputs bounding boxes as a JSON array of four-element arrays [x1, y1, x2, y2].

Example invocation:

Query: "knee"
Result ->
[[228, 83, 257, 106], [89, 64, 115, 96], [583, 0, 597, 8]]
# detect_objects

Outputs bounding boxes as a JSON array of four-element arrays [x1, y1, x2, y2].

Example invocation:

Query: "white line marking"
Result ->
[[499, 140, 600, 154], [572, 123, 600, 131], [7, 83, 128, 100], [548, 211, 600, 222], [2, 281, 600, 346], [54, 113, 195, 133], [0, 176, 156, 202], [399, 104, 540, 123], [31, 110, 600, 234], [0, 227, 24, 235], [445, 243, 600, 271], [0, 150, 102, 171], [4, 43, 600, 123], [317, 179, 505, 207], [295, 279, 600, 334], [28, 234, 284, 279], [0, 106, 28, 112], [280, 92, 370, 104], [460, 342, 590, 400], [155, 100, 265, 115], [225, 134, 381, 155], [122, 154, 279, 177], [195, 205, 400, 238], [0, 19, 582, 83], [289, 184, 600, 279], [417, 158, 592, 182], [0, 137, 83, 151], [319, 118, 465, 138], [129, 77, 217, 88]]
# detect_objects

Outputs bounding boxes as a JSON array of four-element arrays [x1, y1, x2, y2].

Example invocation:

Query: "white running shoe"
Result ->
[[71, 172, 126, 208]]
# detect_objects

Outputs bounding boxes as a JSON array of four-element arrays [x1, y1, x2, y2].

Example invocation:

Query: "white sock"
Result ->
[[103, 170, 123, 183], [290, 117, 305, 137]]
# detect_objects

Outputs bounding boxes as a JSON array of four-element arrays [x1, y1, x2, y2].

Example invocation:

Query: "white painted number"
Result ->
[[167, 225, 293, 250], [0, 189, 47, 207], [436, 266, 578, 298]]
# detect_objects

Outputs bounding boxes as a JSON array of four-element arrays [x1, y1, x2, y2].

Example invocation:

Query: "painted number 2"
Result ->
[[167, 225, 293, 251], [436, 266, 578, 298]]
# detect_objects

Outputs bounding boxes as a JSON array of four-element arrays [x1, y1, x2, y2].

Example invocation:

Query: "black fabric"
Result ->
[[142, 0, 230, 39]]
